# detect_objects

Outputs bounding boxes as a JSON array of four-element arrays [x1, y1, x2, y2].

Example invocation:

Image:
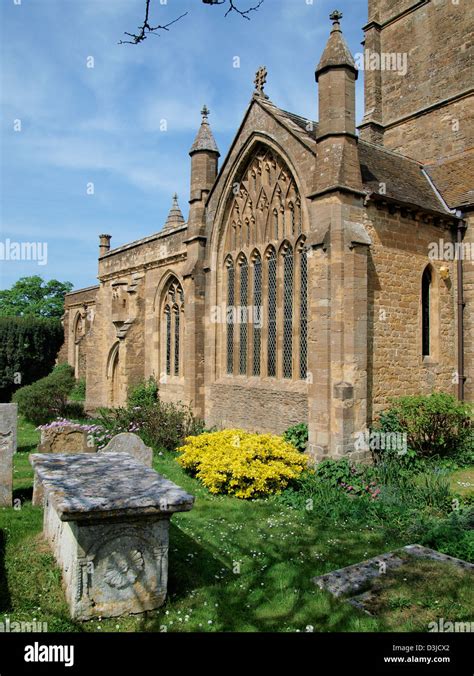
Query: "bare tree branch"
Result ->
[[120, 0, 264, 45], [204, 0, 264, 20], [119, 0, 188, 45]]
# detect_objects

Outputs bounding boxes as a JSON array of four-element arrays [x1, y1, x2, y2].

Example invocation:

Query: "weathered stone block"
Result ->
[[0, 403, 17, 507], [29, 452, 194, 620], [38, 423, 97, 454], [99, 432, 153, 467]]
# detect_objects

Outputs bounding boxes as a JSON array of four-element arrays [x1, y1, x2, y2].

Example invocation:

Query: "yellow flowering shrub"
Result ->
[[176, 429, 308, 499]]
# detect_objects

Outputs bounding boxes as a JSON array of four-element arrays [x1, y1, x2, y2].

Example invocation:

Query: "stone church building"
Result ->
[[61, 1, 473, 459]]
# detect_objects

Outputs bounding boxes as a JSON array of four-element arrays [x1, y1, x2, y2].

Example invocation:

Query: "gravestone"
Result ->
[[99, 432, 153, 467], [29, 452, 194, 620], [0, 403, 17, 507], [38, 423, 97, 454]]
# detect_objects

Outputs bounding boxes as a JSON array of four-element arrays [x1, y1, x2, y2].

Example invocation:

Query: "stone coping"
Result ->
[[29, 452, 194, 522]]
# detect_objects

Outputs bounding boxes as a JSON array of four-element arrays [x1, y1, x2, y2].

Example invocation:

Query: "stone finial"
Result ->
[[315, 9, 357, 81], [99, 234, 111, 256], [254, 66, 269, 98], [189, 105, 220, 156], [329, 9, 343, 28], [163, 194, 185, 230]]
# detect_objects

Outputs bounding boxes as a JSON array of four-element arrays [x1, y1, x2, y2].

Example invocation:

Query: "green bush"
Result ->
[[283, 423, 308, 452], [95, 398, 204, 452], [13, 364, 80, 425], [375, 393, 472, 458], [0, 316, 64, 402], [69, 378, 86, 402], [127, 377, 159, 408]]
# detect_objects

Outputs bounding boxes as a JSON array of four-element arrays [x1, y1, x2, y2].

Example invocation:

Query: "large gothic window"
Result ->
[[222, 144, 307, 381], [161, 278, 184, 378]]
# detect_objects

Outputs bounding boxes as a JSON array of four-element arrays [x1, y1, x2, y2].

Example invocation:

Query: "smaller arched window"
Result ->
[[267, 248, 277, 377], [161, 278, 184, 378], [422, 266, 431, 357]]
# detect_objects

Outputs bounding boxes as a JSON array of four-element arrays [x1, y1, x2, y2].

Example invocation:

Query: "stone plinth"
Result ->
[[99, 432, 153, 467], [0, 403, 17, 507], [38, 423, 97, 454], [29, 452, 194, 620]]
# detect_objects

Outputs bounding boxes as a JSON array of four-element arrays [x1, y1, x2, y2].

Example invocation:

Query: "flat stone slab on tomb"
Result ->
[[313, 544, 474, 607], [29, 452, 194, 520], [29, 452, 194, 620], [99, 432, 153, 467]]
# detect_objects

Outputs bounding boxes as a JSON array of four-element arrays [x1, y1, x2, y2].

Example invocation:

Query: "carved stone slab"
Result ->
[[38, 424, 97, 454], [99, 432, 153, 467], [0, 403, 17, 507], [29, 452, 194, 620]]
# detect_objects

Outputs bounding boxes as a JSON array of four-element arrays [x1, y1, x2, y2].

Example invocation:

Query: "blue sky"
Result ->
[[0, 0, 367, 291]]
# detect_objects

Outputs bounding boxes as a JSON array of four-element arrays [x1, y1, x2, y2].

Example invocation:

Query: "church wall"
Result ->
[[365, 204, 458, 421], [203, 101, 316, 433], [367, 0, 473, 164], [463, 212, 474, 402]]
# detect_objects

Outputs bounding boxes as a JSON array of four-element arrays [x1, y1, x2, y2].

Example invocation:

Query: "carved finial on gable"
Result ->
[[254, 66, 268, 98]]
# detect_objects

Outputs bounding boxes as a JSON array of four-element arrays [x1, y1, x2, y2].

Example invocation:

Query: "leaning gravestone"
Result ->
[[29, 452, 194, 620], [99, 432, 153, 467], [0, 403, 17, 507]]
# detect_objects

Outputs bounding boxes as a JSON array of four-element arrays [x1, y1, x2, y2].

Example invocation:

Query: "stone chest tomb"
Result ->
[[29, 452, 194, 620]]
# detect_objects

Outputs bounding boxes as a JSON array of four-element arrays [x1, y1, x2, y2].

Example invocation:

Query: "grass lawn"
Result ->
[[0, 417, 472, 633]]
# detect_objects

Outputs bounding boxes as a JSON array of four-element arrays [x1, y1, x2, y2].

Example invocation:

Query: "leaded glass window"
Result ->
[[283, 245, 293, 379], [165, 305, 171, 376], [239, 258, 248, 375], [267, 250, 277, 377], [253, 257, 262, 376], [300, 246, 308, 380], [422, 266, 431, 356], [174, 307, 180, 376], [227, 262, 235, 374]]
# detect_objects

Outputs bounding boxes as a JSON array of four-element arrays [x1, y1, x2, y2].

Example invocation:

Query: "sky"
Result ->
[[0, 0, 368, 291]]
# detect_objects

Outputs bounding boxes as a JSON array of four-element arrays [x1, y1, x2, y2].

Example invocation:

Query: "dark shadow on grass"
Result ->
[[166, 522, 225, 599], [17, 443, 37, 454], [13, 486, 33, 504], [0, 530, 12, 612]]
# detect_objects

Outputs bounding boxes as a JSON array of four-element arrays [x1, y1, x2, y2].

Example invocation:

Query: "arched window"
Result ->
[[226, 258, 235, 375], [267, 248, 277, 377], [422, 266, 431, 357], [161, 278, 184, 378], [252, 254, 262, 376], [282, 244, 293, 379], [221, 144, 308, 382]]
